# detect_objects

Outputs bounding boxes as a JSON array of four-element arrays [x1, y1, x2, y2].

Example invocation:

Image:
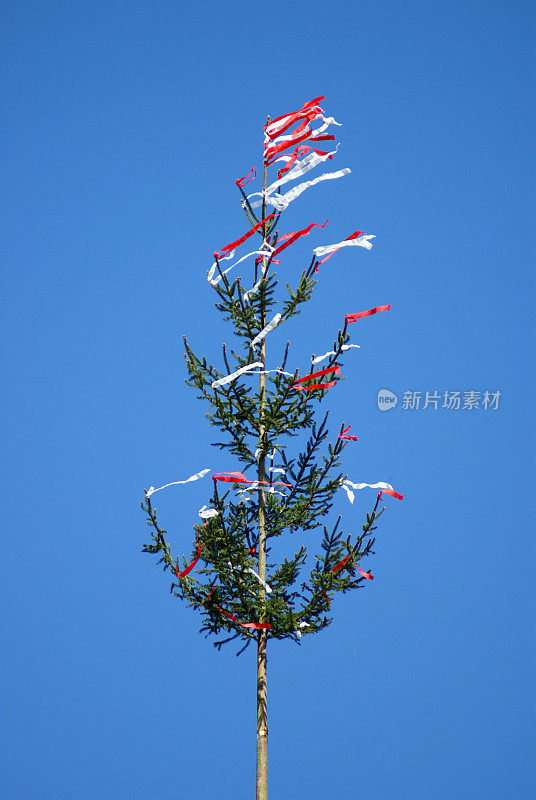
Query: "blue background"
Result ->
[[2, 1, 534, 798]]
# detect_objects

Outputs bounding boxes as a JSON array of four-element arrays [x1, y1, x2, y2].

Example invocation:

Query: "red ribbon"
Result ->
[[345, 305, 391, 323], [332, 554, 352, 575], [339, 424, 358, 442], [236, 166, 257, 188], [265, 97, 325, 141], [294, 381, 338, 392], [357, 565, 374, 580], [175, 528, 204, 579], [214, 214, 275, 259], [294, 365, 341, 385], [378, 489, 404, 501], [216, 607, 271, 630], [212, 471, 292, 488], [272, 220, 328, 258]]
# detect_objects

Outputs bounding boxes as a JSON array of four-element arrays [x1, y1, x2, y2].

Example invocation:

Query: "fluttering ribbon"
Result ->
[[332, 556, 374, 580], [276, 144, 312, 178], [211, 362, 264, 388], [378, 489, 404, 500], [175, 524, 206, 579], [250, 313, 282, 349], [332, 554, 352, 575], [264, 116, 339, 164], [249, 147, 340, 207], [216, 607, 271, 630], [345, 305, 391, 323], [313, 231, 376, 261], [295, 381, 338, 392], [340, 480, 394, 504], [357, 565, 374, 580], [212, 471, 292, 488], [339, 424, 358, 442], [236, 166, 257, 188], [214, 214, 275, 260], [208, 248, 273, 287], [272, 221, 328, 258], [264, 97, 325, 141], [233, 563, 273, 594], [199, 505, 219, 519], [145, 469, 210, 498], [293, 365, 341, 389], [312, 344, 360, 365], [261, 169, 351, 212], [235, 485, 287, 497]]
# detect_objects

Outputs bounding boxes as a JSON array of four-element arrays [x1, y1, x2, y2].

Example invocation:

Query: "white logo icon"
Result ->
[[377, 388, 398, 411]]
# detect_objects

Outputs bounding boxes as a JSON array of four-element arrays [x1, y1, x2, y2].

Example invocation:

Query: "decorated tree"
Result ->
[[141, 96, 403, 800]]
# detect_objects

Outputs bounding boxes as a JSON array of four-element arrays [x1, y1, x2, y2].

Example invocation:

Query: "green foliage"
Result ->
[[142, 128, 392, 654]]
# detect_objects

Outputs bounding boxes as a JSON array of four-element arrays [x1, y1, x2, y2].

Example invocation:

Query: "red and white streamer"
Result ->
[[250, 313, 282, 349], [249, 147, 340, 207], [146, 468, 210, 498], [311, 344, 360, 365], [264, 97, 325, 141], [264, 115, 340, 163], [313, 231, 376, 260], [208, 248, 273, 287], [341, 480, 394, 504], [378, 488, 404, 500], [345, 305, 391, 323]]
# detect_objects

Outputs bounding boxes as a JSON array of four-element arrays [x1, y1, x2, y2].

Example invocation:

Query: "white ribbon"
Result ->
[[250, 313, 282, 349], [212, 362, 264, 388], [235, 484, 286, 497], [252, 368, 293, 378], [232, 563, 273, 594], [313, 234, 376, 257], [296, 621, 310, 638], [207, 248, 273, 287], [253, 169, 350, 212], [341, 480, 394, 504], [199, 505, 219, 519], [311, 344, 360, 365], [249, 147, 340, 207], [146, 468, 211, 498]]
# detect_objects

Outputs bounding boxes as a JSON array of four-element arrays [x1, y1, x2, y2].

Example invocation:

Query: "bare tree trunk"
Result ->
[[256, 143, 269, 800]]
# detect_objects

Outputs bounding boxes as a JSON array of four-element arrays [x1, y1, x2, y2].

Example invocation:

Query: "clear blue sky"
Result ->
[[2, 1, 534, 798]]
